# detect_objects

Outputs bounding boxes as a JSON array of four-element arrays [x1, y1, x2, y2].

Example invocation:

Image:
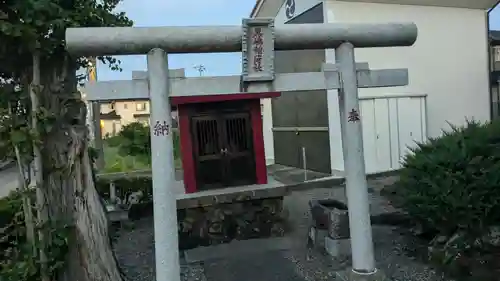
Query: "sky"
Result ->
[[96, 1, 500, 81], [490, 6, 500, 30], [96, 0, 256, 81]]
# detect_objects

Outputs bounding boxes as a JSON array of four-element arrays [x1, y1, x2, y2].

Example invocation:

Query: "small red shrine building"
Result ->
[[172, 92, 280, 193]]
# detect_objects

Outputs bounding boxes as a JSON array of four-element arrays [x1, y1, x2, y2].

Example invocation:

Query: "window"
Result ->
[[112, 122, 117, 136], [495, 46, 500, 62], [108, 102, 115, 110], [136, 102, 147, 111], [123, 103, 128, 109], [111, 121, 121, 136]]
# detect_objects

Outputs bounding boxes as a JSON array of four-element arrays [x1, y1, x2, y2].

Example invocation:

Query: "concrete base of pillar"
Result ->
[[324, 236, 351, 258], [336, 268, 390, 281]]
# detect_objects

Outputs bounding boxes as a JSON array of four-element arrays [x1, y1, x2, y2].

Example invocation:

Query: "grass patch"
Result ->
[[102, 146, 151, 173], [99, 122, 182, 173], [101, 143, 182, 173]]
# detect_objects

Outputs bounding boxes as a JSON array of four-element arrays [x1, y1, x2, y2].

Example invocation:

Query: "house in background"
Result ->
[[96, 70, 181, 137], [253, 0, 495, 175], [490, 30, 500, 119], [99, 100, 149, 137], [99, 101, 179, 137]]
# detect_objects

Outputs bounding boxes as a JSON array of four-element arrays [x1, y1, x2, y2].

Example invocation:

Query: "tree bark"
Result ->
[[39, 55, 124, 281], [31, 48, 50, 281]]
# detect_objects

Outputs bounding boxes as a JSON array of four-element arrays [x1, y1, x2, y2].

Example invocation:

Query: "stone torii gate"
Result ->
[[66, 19, 417, 281]]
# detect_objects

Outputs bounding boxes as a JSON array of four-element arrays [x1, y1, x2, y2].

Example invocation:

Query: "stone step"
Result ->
[[184, 237, 293, 264]]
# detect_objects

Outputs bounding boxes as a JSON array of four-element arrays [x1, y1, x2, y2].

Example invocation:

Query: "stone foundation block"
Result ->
[[324, 236, 351, 258], [178, 196, 286, 250]]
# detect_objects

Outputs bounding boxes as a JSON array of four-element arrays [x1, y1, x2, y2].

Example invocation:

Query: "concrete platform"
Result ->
[[97, 170, 289, 209], [96, 165, 347, 209], [176, 176, 286, 209]]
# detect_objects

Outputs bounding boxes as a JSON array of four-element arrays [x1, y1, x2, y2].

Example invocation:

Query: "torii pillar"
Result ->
[[66, 21, 417, 281]]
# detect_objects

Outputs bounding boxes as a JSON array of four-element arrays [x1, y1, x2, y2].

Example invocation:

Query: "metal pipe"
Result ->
[[147, 48, 181, 281], [109, 181, 116, 203], [302, 147, 307, 181], [66, 22, 418, 56], [336, 42, 376, 274]]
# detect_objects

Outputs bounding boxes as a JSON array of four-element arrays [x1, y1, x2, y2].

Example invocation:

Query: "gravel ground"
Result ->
[[112, 176, 453, 281]]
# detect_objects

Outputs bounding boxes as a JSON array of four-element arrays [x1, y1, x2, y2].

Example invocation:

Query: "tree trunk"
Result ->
[[31, 48, 51, 281], [39, 55, 124, 281]]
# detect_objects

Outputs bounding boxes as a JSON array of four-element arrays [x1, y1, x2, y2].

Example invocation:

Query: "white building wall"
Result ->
[[261, 0, 324, 166], [323, 3, 342, 172], [276, 0, 322, 22], [260, 98, 274, 165], [325, 1, 490, 172]]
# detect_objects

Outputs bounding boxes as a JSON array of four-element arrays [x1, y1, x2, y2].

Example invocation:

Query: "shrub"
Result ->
[[0, 190, 24, 228], [104, 135, 124, 148], [117, 122, 151, 157], [0, 190, 70, 281], [115, 122, 181, 160], [397, 120, 500, 241], [100, 122, 182, 173]]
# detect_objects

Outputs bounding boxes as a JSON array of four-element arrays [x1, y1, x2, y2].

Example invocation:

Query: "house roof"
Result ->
[[250, 0, 284, 18], [490, 30, 500, 46], [250, 0, 263, 17], [133, 113, 150, 118], [100, 110, 121, 120]]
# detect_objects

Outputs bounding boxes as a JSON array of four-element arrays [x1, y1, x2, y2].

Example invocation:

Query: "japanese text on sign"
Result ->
[[348, 109, 360, 123], [252, 27, 264, 72], [153, 121, 170, 136], [241, 18, 275, 82]]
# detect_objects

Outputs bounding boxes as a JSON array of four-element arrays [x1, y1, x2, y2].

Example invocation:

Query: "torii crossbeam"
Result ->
[[67, 19, 417, 281]]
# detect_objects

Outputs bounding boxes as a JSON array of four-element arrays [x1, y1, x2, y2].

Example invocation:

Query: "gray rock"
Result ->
[[128, 190, 144, 205]]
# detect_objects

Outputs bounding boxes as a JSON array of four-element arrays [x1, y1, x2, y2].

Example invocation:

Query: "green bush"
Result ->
[[397, 120, 500, 240], [0, 190, 24, 228], [104, 135, 124, 148], [0, 190, 70, 281], [117, 122, 151, 157], [115, 122, 181, 160], [100, 122, 182, 173]]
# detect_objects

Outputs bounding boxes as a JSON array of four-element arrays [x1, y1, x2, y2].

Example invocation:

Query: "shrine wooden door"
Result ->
[[221, 112, 256, 186], [191, 115, 225, 189], [191, 111, 256, 190]]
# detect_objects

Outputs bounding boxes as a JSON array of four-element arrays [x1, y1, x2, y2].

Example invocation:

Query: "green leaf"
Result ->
[[34, 19, 44, 27], [10, 130, 27, 144]]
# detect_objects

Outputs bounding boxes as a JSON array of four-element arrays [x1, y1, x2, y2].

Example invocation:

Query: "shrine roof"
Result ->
[[171, 92, 280, 106]]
